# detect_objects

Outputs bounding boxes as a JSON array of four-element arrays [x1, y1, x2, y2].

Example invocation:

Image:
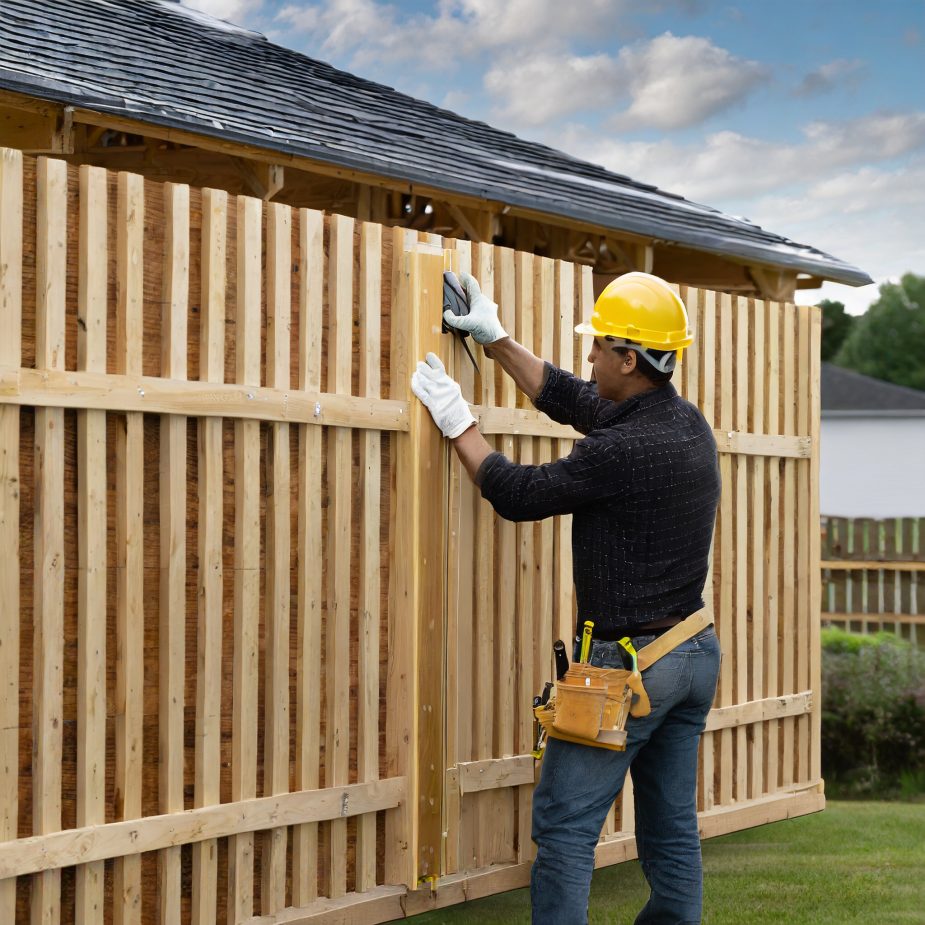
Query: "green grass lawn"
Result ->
[[412, 801, 925, 924]]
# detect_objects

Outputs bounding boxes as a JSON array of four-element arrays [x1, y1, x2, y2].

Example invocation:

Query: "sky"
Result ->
[[179, 0, 925, 314]]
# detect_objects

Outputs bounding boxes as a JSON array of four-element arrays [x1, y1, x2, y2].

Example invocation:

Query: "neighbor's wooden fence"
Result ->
[[822, 517, 924, 645], [0, 147, 822, 925]]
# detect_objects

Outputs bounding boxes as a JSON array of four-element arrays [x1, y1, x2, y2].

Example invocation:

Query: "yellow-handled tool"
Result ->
[[579, 620, 594, 663]]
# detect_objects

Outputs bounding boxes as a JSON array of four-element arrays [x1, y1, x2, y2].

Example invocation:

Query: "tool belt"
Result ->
[[533, 609, 712, 752]]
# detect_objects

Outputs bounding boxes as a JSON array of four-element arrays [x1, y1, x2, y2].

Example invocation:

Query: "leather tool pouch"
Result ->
[[536, 665, 651, 752]]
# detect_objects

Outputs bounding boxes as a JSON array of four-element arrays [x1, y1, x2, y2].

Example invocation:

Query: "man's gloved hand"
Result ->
[[443, 272, 508, 345], [411, 352, 477, 439]]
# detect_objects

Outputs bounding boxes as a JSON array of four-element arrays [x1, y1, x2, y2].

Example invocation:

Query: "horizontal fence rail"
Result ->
[[0, 148, 823, 925]]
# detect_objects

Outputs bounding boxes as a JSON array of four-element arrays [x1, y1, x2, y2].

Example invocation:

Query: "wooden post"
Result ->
[[76, 164, 107, 924], [114, 170, 144, 925], [33, 155, 66, 925], [808, 307, 823, 784], [158, 182, 189, 925], [192, 188, 226, 924], [0, 147, 22, 923], [228, 195, 261, 923], [387, 237, 448, 887]]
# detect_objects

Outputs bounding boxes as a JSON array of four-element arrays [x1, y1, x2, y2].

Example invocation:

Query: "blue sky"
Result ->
[[182, 0, 925, 314]]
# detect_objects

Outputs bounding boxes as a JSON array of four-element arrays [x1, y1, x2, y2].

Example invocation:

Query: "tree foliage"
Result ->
[[834, 273, 925, 391], [819, 299, 854, 362]]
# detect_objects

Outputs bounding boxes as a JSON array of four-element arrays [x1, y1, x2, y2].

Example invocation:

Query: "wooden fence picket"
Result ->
[[0, 149, 827, 924]]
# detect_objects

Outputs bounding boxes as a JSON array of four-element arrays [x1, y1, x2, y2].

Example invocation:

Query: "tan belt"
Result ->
[[636, 607, 712, 671]]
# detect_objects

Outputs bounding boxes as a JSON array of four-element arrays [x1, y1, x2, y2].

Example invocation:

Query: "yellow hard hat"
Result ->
[[575, 272, 693, 366]]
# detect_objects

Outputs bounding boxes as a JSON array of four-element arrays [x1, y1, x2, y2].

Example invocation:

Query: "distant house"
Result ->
[[0, 0, 870, 300], [821, 363, 925, 517]]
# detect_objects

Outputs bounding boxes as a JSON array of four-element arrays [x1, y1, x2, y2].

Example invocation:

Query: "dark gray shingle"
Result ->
[[822, 363, 925, 412], [0, 0, 872, 287]]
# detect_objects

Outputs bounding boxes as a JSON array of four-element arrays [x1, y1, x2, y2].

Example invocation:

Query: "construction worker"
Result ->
[[411, 270, 721, 925]]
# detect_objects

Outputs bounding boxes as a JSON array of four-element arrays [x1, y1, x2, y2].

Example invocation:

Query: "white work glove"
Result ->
[[444, 272, 508, 345], [411, 353, 477, 439]]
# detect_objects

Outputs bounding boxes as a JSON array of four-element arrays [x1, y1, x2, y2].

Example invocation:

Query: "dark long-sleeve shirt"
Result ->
[[475, 364, 721, 635]]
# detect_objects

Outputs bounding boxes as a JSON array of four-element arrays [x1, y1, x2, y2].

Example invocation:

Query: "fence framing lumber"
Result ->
[[113, 168, 145, 925], [324, 212, 355, 897], [32, 154, 66, 925], [192, 186, 227, 924], [229, 193, 263, 923], [261, 200, 293, 914], [157, 180, 189, 925], [0, 148, 22, 921], [0, 779, 406, 880], [75, 163, 108, 924], [357, 220, 383, 893], [292, 207, 325, 908]]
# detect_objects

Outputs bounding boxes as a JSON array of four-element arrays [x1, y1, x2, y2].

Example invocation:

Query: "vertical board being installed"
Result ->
[[0, 150, 822, 925]]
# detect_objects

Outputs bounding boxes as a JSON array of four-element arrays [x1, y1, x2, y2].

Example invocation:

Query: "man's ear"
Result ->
[[620, 349, 638, 375]]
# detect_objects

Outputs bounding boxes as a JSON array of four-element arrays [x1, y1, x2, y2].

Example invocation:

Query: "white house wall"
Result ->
[[821, 416, 925, 517]]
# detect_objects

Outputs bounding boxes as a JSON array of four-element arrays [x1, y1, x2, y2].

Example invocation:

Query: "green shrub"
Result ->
[[821, 627, 925, 797]]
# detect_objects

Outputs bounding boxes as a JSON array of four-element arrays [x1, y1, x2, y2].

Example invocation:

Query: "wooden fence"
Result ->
[[0, 148, 823, 925], [822, 517, 925, 645]]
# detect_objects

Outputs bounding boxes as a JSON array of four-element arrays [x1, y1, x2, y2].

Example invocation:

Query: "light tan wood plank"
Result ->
[[76, 164, 108, 924], [293, 207, 325, 907], [717, 291, 734, 806], [113, 169, 145, 925], [514, 251, 536, 864], [457, 757, 536, 794], [385, 227, 420, 890], [32, 155, 66, 925], [781, 301, 797, 788], [0, 366, 409, 429], [796, 304, 812, 785], [0, 778, 406, 879], [357, 221, 382, 893], [261, 202, 292, 915], [325, 213, 355, 897], [158, 181, 189, 925], [750, 297, 766, 801], [765, 300, 781, 793], [229, 194, 262, 924], [191, 187, 227, 925], [734, 295, 748, 802]]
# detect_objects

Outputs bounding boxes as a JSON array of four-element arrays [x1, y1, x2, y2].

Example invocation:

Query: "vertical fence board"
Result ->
[[33, 155, 66, 925], [76, 164, 108, 924], [733, 296, 748, 802], [325, 213, 354, 896], [113, 170, 145, 925], [796, 306, 811, 784], [192, 187, 227, 924], [292, 208, 325, 907], [698, 289, 717, 812], [717, 292, 734, 805], [514, 252, 536, 864], [808, 310, 823, 782], [228, 195, 261, 923], [749, 297, 766, 800], [356, 221, 382, 892], [780, 302, 796, 788], [261, 202, 292, 914], [765, 302, 781, 795]]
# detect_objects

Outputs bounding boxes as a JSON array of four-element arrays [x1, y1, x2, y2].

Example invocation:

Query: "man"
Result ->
[[411, 270, 721, 925]]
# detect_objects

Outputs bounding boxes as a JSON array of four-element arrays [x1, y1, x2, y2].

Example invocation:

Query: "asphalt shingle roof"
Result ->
[[0, 0, 872, 287], [822, 363, 925, 412]]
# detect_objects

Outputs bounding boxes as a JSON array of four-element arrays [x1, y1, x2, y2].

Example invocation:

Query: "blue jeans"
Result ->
[[530, 627, 721, 925]]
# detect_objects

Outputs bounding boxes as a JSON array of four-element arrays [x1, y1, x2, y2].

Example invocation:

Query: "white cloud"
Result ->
[[610, 32, 768, 130], [567, 111, 925, 202], [484, 53, 622, 126]]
